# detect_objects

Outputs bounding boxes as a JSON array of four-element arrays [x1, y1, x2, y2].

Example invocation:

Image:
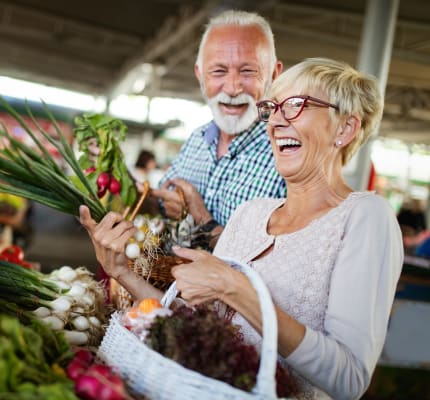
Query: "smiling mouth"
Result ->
[[219, 103, 248, 111], [275, 138, 302, 152]]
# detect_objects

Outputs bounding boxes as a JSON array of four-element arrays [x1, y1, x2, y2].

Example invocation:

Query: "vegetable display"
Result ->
[[0, 313, 78, 399], [0, 260, 107, 346], [66, 348, 130, 400]]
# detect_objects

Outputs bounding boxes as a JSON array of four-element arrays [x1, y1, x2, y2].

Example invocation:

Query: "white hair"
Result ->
[[195, 10, 277, 73]]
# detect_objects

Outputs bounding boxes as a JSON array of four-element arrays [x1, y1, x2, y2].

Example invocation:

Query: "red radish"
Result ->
[[86, 364, 112, 377], [98, 384, 126, 400], [109, 177, 121, 194], [75, 375, 100, 399], [97, 172, 111, 190], [66, 349, 94, 380], [66, 358, 87, 380], [85, 166, 96, 174], [67, 349, 128, 400], [98, 187, 107, 198], [74, 348, 94, 366]]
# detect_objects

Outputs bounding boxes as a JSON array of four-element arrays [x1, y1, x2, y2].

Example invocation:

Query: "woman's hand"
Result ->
[[79, 205, 136, 280], [171, 246, 242, 306]]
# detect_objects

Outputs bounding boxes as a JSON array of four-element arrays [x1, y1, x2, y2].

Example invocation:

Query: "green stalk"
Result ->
[[0, 183, 77, 215], [37, 102, 102, 202], [0, 288, 54, 306], [0, 298, 34, 324], [0, 127, 57, 171], [0, 97, 59, 171], [0, 260, 63, 293]]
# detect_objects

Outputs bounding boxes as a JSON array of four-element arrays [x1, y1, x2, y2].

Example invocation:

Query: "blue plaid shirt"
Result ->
[[160, 120, 286, 226]]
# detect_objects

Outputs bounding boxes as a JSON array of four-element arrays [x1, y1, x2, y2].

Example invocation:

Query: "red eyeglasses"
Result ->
[[256, 95, 339, 122]]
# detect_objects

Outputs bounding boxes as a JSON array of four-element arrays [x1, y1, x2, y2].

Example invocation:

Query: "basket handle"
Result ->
[[160, 257, 278, 399]]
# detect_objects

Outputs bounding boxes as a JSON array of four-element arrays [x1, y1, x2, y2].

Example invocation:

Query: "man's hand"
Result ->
[[152, 178, 212, 224], [151, 184, 187, 221]]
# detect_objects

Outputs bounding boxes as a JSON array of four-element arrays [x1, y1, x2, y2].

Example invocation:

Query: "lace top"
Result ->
[[214, 192, 403, 400]]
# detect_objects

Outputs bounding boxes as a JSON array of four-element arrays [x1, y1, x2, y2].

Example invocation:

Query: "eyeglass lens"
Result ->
[[258, 97, 306, 122]]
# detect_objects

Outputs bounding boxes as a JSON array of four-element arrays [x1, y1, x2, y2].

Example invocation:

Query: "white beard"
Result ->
[[206, 92, 258, 135]]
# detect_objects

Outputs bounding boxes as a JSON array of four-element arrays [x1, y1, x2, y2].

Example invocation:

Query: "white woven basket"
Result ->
[[97, 257, 293, 400]]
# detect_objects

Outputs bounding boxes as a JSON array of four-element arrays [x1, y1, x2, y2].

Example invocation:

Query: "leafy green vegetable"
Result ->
[[0, 314, 77, 398], [74, 113, 137, 209]]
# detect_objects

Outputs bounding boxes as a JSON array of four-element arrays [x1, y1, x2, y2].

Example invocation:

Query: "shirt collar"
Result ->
[[203, 120, 219, 145], [202, 119, 265, 148]]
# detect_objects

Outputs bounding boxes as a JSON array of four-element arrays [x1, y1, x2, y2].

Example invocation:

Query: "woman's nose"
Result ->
[[268, 107, 289, 126]]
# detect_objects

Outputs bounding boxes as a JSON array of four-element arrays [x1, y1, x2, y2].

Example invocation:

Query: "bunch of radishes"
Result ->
[[74, 114, 137, 208], [95, 171, 121, 198], [67, 348, 129, 400], [33, 266, 107, 346]]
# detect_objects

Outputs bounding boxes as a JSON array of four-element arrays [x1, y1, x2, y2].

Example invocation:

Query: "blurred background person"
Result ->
[[133, 149, 163, 189]]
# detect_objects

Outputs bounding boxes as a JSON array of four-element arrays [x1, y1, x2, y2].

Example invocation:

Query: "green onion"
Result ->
[[0, 96, 107, 222]]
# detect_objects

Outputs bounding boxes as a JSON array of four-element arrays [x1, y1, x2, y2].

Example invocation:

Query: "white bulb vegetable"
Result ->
[[57, 266, 77, 282], [125, 242, 140, 259], [63, 330, 88, 345], [72, 316, 90, 331], [69, 282, 86, 298], [33, 306, 51, 318], [50, 296, 72, 312], [89, 316, 101, 327], [133, 214, 146, 228], [42, 315, 64, 330], [134, 229, 145, 242]]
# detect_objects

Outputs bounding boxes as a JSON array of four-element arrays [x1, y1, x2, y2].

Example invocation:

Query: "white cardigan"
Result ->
[[214, 192, 403, 400]]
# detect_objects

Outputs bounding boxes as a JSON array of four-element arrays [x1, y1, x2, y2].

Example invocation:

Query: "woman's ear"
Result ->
[[335, 115, 361, 147]]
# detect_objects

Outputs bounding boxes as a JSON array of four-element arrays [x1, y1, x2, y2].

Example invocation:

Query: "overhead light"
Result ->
[[132, 78, 146, 94], [0, 76, 106, 112]]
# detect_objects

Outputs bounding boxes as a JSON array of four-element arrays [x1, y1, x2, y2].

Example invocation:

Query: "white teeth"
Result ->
[[275, 138, 301, 146]]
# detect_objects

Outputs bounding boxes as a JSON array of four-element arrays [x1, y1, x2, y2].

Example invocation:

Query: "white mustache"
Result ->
[[213, 92, 255, 106]]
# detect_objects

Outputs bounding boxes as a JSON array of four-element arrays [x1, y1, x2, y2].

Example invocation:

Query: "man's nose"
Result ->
[[223, 72, 243, 97]]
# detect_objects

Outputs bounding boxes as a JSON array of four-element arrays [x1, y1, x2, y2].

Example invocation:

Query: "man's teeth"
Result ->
[[275, 138, 301, 146]]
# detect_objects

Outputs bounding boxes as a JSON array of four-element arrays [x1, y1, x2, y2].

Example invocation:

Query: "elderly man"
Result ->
[[151, 10, 285, 247]]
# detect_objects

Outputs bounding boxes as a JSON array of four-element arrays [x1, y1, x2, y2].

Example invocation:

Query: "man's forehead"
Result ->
[[205, 25, 268, 49], [202, 25, 270, 64]]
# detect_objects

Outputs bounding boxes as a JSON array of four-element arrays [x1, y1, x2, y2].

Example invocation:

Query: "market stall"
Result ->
[[0, 98, 298, 400]]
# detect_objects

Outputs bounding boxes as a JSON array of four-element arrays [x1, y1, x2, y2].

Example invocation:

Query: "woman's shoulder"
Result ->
[[346, 191, 399, 229], [349, 191, 395, 214]]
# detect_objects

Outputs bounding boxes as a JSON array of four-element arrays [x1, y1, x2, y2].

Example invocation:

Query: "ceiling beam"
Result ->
[[107, 2, 216, 99], [0, 1, 141, 45]]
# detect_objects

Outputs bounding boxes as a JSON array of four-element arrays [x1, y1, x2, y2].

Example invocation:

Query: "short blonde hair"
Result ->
[[270, 57, 383, 165]]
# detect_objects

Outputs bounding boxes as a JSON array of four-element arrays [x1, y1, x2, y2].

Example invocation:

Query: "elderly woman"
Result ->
[[80, 58, 403, 400]]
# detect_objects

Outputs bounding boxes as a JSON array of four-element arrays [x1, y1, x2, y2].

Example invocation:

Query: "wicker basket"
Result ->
[[98, 257, 293, 400], [110, 252, 189, 310]]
